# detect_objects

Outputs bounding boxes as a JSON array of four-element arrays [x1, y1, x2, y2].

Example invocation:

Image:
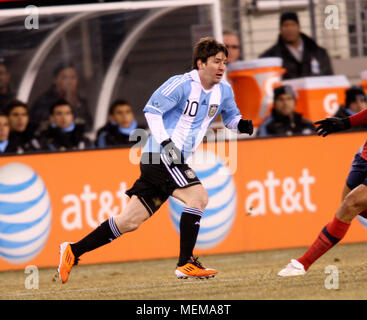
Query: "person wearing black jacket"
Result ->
[[96, 99, 147, 148], [39, 99, 92, 151], [259, 12, 333, 80], [5, 99, 41, 152], [257, 85, 315, 137]]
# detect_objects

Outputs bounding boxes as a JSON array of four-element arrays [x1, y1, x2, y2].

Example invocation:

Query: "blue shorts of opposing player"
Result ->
[[346, 153, 367, 189]]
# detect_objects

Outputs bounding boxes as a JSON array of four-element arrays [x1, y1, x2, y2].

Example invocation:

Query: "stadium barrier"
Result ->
[[1, 132, 367, 271]]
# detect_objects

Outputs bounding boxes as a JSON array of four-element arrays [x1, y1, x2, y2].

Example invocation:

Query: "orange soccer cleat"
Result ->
[[175, 256, 217, 279], [57, 242, 78, 284]]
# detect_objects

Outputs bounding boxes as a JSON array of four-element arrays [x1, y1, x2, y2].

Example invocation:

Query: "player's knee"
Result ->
[[115, 215, 143, 233], [340, 194, 362, 218], [188, 189, 208, 211], [126, 221, 141, 232], [120, 219, 141, 233]]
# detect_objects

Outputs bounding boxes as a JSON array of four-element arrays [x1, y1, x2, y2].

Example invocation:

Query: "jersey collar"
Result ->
[[189, 69, 217, 94]]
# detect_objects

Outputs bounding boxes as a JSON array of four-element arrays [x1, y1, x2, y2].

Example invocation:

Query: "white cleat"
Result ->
[[278, 259, 306, 277]]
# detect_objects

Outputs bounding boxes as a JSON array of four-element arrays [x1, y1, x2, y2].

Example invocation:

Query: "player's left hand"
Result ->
[[161, 138, 184, 165], [238, 119, 253, 135], [314, 117, 351, 137]]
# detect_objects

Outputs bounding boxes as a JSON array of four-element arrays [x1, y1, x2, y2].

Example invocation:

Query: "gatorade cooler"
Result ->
[[360, 70, 367, 93], [282, 75, 350, 122], [227, 58, 285, 126]]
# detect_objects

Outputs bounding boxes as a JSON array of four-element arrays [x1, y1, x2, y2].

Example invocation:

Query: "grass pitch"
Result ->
[[1, 242, 367, 300]]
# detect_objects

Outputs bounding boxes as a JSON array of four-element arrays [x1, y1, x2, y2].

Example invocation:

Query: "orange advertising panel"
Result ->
[[0, 132, 367, 271]]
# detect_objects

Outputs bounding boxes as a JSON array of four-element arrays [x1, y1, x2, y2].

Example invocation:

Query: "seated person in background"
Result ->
[[223, 29, 241, 64], [39, 99, 92, 151], [96, 99, 146, 148], [0, 112, 20, 154], [0, 58, 15, 112], [334, 86, 367, 132], [30, 61, 93, 132], [259, 11, 333, 80], [5, 99, 41, 152], [257, 85, 315, 137], [335, 86, 367, 117]]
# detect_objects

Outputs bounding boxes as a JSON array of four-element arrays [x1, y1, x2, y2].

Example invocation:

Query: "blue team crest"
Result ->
[[208, 104, 219, 117]]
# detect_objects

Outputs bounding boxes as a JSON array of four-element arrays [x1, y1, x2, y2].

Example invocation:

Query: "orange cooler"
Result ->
[[360, 70, 367, 94], [282, 75, 350, 122], [227, 58, 285, 126]]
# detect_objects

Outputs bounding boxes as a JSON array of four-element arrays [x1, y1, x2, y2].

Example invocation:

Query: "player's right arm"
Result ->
[[349, 107, 367, 127], [143, 75, 185, 164], [220, 82, 253, 135], [315, 108, 367, 137]]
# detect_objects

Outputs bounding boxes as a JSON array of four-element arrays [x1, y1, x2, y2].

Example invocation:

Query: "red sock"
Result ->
[[297, 216, 350, 271]]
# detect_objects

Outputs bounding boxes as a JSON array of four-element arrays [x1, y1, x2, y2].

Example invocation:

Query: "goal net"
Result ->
[[0, 0, 223, 135]]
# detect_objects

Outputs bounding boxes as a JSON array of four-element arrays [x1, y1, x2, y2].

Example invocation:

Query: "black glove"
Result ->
[[314, 117, 351, 137], [238, 119, 254, 135], [161, 138, 183, 165]]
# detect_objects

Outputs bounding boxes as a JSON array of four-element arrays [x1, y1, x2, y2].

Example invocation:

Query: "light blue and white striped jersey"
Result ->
[[142, 70, 242, 160]]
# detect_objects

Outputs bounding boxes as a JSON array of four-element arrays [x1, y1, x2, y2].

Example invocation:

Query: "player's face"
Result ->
[[8, 106, 29, 132], [50, 105, 74, 129], [274, 94, 296, 116], [198, 52, 227, 89], [110, 104, 134, 128], [281, 20, 300, 44], [0, 116, 10, 142]]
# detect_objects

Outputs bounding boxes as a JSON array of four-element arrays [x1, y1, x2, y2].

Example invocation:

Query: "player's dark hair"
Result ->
[[4, 99, 28, 116], [108, 99, 131, 115], [192, 37, 228, 70], [49, 98, 73, 115]]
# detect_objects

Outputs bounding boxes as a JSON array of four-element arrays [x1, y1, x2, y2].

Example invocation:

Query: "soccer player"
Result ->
[[57, 37, 254, 283], [278, 110, 367, 276]]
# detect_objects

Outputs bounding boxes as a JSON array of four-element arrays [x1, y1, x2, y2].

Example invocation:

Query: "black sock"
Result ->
[[177, 207, 203, 266], [70, 217, 122, 259]]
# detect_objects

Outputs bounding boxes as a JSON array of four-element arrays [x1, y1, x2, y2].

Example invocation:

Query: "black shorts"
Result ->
[[346, 153, 367, 189], [126, 152, 201, 215]]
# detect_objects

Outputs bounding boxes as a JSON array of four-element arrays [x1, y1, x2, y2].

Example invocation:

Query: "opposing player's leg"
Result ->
[[171, 184, 217, 279], [58, 195, 149, 283], [279, 183, 367, 277], [279, 153, 367, 277]]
